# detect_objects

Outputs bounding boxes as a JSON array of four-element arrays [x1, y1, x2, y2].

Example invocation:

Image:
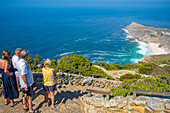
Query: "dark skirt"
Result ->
[[1, 68, 19, 100]]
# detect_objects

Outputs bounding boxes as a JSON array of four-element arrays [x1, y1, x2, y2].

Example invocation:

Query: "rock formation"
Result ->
[[123, 22, 170, 51]]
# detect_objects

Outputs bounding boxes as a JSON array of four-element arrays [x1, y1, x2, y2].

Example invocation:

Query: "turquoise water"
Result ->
[[0, 1, 170, 64]]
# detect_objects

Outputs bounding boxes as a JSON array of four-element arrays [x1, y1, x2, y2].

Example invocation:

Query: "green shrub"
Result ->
[[110, 76, 170, 97], [139, 65, 152, 75], [120, 74, 141, 80], [58, 54, 114, 80], [111, 87, 131, 96], [94, 62, 138, 71], [120, 74, 134, 80]]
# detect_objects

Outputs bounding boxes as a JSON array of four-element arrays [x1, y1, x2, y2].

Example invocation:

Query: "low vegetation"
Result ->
[[94, 62, 140, 70], [138, 62, 170, 75], [95, 58, 170, 76], [58, 54, 107, 76], [26, 54, 114, 80], [120, 73, 141, 80], [110, 75, 170, 97], [144, 54, 170, 65]]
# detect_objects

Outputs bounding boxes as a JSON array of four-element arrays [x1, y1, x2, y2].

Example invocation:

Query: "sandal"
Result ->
[[51, 106, 55, 109], [23, 108, 29, 112], [5, 102, 9, 105], [10, 101, 19, 107], [45, 105, 48, 107], [5, 100, 10, 105]]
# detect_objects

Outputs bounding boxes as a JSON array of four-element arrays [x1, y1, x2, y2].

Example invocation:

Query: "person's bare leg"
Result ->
[[28, 96, 34, 112], [45, 91, 49, 107], [16, 77, 20, 91], [10, 99, 14, 106], [23, 94, 28, 109], [4, 98, 9, 104], [50, 92, 55, 107]]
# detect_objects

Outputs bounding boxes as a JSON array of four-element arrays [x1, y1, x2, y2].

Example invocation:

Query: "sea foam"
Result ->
[[130, 40, 150, 64]]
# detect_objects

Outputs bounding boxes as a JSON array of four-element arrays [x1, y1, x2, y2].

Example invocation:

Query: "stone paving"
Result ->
[[0, 84, 109, 113]]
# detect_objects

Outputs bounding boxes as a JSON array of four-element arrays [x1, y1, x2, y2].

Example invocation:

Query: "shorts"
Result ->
[[22, 85, 33, 96], [42, 85, 56, 92], [15, 72, 20, 77]]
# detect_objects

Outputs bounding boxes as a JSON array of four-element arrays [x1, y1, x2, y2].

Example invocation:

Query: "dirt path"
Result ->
[[93, 65, 136, 78], [0, 84, 110, 113]]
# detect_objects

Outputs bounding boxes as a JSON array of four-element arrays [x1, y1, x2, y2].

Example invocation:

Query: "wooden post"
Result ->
[[59, 69, 60, 73], [106, 95, 109, 101], [132, 92, 136, 99], [88, 91, 92, 97], [79, 72, 80, 75]]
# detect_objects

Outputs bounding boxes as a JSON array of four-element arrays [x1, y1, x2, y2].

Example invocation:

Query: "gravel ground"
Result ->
[[0, 84, 109, 113]]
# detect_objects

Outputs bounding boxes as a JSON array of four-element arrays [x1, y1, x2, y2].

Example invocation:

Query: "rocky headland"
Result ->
[[123, 22, 170, 54]]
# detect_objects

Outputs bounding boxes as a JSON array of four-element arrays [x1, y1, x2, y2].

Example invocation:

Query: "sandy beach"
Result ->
[[148, 43, 168, 55]]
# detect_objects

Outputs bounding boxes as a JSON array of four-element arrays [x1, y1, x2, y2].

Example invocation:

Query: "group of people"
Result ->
[[0, 49, 57, 113]]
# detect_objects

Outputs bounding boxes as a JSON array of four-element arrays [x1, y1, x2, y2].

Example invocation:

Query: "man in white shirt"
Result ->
[[16, 50, 38, 113], [12, 48, 21, 91]]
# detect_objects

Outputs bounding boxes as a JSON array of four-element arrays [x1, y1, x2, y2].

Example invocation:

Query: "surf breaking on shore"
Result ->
[[122, 28, 168, 61]]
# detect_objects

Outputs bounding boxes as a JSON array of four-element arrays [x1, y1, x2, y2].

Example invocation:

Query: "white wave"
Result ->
[[130, 58, 143, 64], [136, 40, 149, 56], [89, 53, 111, 56], [130, 40, 150, 64], [122, 29, 130, 34], [59, 51, 75, 56], [54, 55, 59, 57], [95, 39, 112, 43], [92, 60, 111, 64], [75, 38, 87, 42], [91, 57, 104, 60]]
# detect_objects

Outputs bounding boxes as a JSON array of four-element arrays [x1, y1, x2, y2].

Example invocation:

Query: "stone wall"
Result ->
[[33, 72, 121, 89], [80, 95, 170, 113]]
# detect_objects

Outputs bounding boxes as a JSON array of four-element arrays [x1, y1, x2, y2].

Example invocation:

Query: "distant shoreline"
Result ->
[[122, 28, 169, 61]]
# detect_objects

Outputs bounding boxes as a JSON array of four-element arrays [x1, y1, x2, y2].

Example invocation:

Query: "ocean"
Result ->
[[0, 1, 170, 64]]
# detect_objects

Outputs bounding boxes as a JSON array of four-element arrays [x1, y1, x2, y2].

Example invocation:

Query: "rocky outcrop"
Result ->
[[123, 22, 170, 51], [80, 95, 170, 113], [33, 72, 121, 89]]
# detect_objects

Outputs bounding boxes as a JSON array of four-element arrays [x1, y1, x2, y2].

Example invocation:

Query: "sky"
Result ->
[[1, 0, 170, 8]]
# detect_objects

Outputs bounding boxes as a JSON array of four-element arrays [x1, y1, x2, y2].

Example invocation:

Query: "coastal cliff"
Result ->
[[123, 22, 170, 52]]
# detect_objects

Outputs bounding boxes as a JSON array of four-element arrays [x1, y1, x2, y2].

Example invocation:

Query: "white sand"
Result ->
[[148, 43, 168, 55]]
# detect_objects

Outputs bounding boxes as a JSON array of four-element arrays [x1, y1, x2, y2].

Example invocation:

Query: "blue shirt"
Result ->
[[16, 59, 34, 88]]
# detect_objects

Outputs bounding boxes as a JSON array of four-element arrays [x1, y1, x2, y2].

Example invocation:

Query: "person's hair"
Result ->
[[15, 48, 21, 54], [2, 50, 10, 60], [44, 59, 51, 67], [20, 50, 29, 58]]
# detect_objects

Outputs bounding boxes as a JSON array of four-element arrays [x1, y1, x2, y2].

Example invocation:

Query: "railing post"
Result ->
[[105, 95, 109, 101], [88, 91, 92, 97], [132, 92, 136, 99]]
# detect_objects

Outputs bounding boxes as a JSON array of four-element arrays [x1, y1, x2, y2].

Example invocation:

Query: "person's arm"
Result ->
[[21, 63, 28, 91], [4, 61, 13, 76], [22, 74, 28, 91], [52, 68, 56, 77]]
